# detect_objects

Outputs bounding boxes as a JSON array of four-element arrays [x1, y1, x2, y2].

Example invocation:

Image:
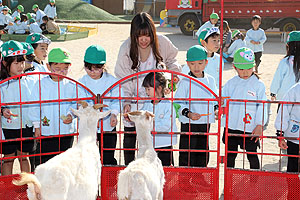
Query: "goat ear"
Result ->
[[145, 111, 155, 120], [93, 104, 108, 110], [78, 101, 88, 108]]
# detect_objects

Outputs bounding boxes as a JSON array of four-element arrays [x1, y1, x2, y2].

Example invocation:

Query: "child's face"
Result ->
[[187, 59, 208, 78], [9, 59, 25, 77], [50, 3, 55, 6], [42, 20, 47, 24], [251, 19, 261, 30], [202, 35, 220, 53], [234, 66, 253, 80], [34, 43, 48, 61], [145, 86, 162, 98], [47, 63, 71, 81], [85, 65, 104, 80], [3, 10, 8, 15], [138, 35, 151, 49], [210, 18, 218, 25], [33, 8, 38, 12]]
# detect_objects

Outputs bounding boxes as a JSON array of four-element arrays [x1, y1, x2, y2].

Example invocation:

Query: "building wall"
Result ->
[[135, 0, 166, 17], [93, 0, 124, 15]]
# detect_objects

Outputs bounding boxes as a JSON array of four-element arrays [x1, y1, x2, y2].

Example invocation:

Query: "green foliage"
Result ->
[[18, 0, 124, 21]]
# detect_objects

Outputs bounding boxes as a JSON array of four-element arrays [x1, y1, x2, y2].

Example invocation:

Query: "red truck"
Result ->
[[165, 0, 300, 35]]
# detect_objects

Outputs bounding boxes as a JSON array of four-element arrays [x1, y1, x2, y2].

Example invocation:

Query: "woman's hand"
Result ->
[[278, 139, 288, 150], [123, 104, 131, 122], [35, 128, 41, 137], [2, 108, 12, 119], [110, 114, 118, 127]]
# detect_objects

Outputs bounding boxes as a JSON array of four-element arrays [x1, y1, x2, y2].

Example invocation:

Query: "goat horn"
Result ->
[[93, 104, 108, 109], [78, 101, 88, 108]]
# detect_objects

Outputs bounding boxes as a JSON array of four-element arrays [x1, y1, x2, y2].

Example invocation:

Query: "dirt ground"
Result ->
[[12, 23, 289, 198]]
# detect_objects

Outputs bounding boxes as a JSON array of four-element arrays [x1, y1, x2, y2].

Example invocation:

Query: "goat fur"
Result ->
[[13, 102, 110, 200], [117, 111, 165, 200]]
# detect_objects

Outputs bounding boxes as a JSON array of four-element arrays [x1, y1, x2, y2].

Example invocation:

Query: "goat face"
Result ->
[[124, 110, 155, 126]]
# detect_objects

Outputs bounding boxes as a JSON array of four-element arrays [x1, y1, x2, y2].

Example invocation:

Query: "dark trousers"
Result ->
[[97, 128, 117, 165], [179, 123, 210, 167], [156, 146, 174, 166], [224, 128, 260, 169], [123, 126, 136, 165], [286, 141, 300, 172], [254, 51, 262, 68]]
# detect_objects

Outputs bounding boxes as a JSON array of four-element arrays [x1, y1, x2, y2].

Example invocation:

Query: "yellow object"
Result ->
[[66, 25, 98, 37]]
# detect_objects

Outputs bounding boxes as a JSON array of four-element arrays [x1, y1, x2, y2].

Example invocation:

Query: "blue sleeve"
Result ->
[[259, 30, 267, 44], [255, 83, 268, 126], [44, 5, 49, 15], [106, 78, 123, 116], [270, 60, 287, 95], [174, 79, 188, 115], [155, 104, 173, 132], [245, 30, 252, 44], [227, 40, 238, 55]]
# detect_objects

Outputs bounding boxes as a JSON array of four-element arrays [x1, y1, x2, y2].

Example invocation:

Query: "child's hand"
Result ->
[[35, 128, 41, 137], [214, 109, 219, 120], [123, 104, 131, 122], [278, 139, 288, 150], [2, 108, 12, 119], [110, 114, 117, 127], [188, 112, 202, 121], [63, 114, 72, 124], [251, 125, 263, 143]]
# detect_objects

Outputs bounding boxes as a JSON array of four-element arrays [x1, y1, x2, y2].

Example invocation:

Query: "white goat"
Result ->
[[13, 101, 110, 200], [117, 111, 165, 200]]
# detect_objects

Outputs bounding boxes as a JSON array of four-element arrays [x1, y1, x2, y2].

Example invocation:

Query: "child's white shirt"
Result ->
[[204, 53, 224, 89], [78, 72, 122, 131], [245, 28, 267, 52], [222, 75, 267, 132], [29, 22, 42, 33], [270, 56, 298, 100], [142, 100, 177, 148], [44, 4, 57, 19], [227, 39, 247, 58], [175, 72, 217, 124], [195, 21, 214, 37], [275, 82, 300, 144], [35, 9, 46, 25]]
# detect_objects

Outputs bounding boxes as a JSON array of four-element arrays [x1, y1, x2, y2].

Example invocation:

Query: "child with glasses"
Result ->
[[78, 45, 122, 165]]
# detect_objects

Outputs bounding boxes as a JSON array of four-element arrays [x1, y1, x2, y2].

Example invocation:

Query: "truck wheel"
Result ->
[[280, 19, 300, 32], [179, 14, 200, 36]]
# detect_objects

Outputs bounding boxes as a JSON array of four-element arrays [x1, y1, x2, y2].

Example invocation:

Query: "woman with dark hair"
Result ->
[[114, 12, 181, 165]]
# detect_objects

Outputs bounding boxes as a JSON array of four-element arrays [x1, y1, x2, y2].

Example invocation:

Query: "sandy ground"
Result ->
[[11, 24, 289, 198]]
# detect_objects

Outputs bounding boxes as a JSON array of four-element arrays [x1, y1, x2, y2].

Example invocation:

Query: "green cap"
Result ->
[[17, 5, 24, 12], [233, 47, 255, 69], [210, 13, 219, 19], [2, 5, 8, 11], [21, 42, 34, 55], [14, 16, 21, 21], [26, 33, 51, 44], [26, 13, 32, 20], [232, 30, 240, 38], [287, 31, 300, 43], [186, 45, 207, 62], [48, 48, 71, 63], [32, 4, 39, 10], [0, 40, 27, 57], [198, 27, 220, 45], [84, 45, 106, 64], [29, 18, 36, 24]]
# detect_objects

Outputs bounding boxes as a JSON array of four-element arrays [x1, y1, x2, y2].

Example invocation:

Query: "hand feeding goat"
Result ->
[[13, 101, 110, 200], [117, 111, 165, 200]]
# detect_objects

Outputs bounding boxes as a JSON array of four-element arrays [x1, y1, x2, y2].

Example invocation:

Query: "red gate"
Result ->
[[99, 70, 221, 200]]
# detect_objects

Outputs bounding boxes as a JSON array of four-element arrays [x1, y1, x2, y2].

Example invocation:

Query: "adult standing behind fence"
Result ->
[[114, 12, 181, 165]]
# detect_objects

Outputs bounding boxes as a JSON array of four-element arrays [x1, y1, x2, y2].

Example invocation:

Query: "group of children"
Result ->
[[1, 19, 300, 180], [0, 0, 59, 35]]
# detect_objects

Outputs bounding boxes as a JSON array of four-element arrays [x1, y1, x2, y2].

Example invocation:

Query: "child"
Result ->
[[245, 15, 267, 73], [222, 47, 267, 169], [42, 15, 60, 35], [175, 45, 217, 167], [221, 20, 232, 53], [11, 5, 24, 19], [7, 16, 28, 34], [0, 6, 12, 30], [32, 4, 46, 26], [25, 33, 51, 73], [270, 31, 300, 101], [78, 45, 121, 165], [30, 47, 76, 164], [28, 18, 42, 34], [21, 42, 35, 72], [0, 0, 3, 13], [44, 0, 57, 20], [223, 30, 246, 63], [0, 40, 35, 175], [195, 12, 219, 38], [142, 72, 177, 166]]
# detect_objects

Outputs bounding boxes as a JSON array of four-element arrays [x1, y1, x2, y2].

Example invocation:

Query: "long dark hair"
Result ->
[[286, 41, 300, 82], [0, 55, 25, 80], [130, 12, 163, 71], [142, 72, 166, 97]]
